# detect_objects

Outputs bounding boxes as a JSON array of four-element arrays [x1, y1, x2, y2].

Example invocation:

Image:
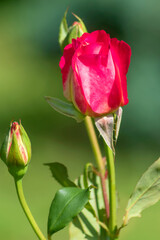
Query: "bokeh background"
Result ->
[[0, 0, 159, 239]]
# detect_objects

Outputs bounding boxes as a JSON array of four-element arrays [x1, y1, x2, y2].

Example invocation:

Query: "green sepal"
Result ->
[[61, 24, 82, 50], [48, 187, 90, 236], [72, 13, 88, 33], [8, 165, 28, 180], [0, 132, 9, 163], [45, 96, 85, 122], [19, 123, 31, 164], [59, 9, 69, 51]]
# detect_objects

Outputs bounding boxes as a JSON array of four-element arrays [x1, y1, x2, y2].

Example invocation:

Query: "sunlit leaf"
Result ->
[[124, 158, 160, 225], [69, 174, 109, 239], [45, 162, 98, 219], [48, 187, 90, 236]]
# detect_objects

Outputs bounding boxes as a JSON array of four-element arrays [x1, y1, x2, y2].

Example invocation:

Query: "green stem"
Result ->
[[48, 234, 52, 240], [105, 144, 117, 238], [15, 179, 47, 240], [84, 116, 110, 219], [84, 116, 104, 175], [100, 174, 110, 220]]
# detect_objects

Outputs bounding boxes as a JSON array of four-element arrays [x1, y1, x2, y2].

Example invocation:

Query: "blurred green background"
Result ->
[[0, 0, 159, 239]]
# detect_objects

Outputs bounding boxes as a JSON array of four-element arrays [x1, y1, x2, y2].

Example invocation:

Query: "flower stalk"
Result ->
[[15, 179, 47, 240], [84, 116, 104, 175], [105, 144, 117, 239], [84, 116, 110, 220]]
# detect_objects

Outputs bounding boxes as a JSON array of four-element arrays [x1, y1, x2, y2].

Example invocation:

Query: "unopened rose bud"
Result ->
[[59, 11, 87, 51], [72, 21, 85, 36], [72, 13, 87, 33], [0, 121, 31, 179]]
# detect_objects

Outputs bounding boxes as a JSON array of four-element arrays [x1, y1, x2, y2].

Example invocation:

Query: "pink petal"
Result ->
[[71, 71, 89, 114], [79, 30, 110, 45], [72, 49, 122, 116], [79, 42, 104, 55], [110, 38, 131, 105], [79, 30, 110, 55]]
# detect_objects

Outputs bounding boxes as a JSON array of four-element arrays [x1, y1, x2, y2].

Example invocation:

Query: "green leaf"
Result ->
[[59, 9, 68, 51], [69, 215, 99, 240], [69, 173, 109, 239], [45, 162, 97, 219], [48, 187, 90, 236], [45, 162, 76, 187], [69, 216, 86, 240], [69, 213, 99, 240], [45, 96, 85, 122], [124, 158, 160, 225]]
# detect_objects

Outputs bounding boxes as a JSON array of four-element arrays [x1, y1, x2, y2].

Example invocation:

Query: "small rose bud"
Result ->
[[72, 13, 87, 34], [59, 11, 87, 51], [0, 121, 31, 179], [72, 21, 85, 36]]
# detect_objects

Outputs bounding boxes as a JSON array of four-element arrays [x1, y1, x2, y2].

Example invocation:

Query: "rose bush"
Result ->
[[60, 30, 131, 117]]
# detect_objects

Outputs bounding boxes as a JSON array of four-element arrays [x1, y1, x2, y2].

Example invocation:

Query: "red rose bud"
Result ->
[[0, 121, 31, 179], [59, 30, 131, 117]]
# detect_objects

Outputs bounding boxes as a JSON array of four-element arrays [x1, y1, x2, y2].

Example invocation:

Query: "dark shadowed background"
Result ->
[[0, 0, 159, 239]]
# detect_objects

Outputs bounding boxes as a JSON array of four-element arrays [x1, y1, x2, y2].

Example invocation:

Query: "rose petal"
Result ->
[[72, 49, 122, 116], [79, 30, 110, 55], [59, 44, 75, 101], [71, 71, 89, 114], [79, 42, 104, 55], [110, 39, 131, 105]]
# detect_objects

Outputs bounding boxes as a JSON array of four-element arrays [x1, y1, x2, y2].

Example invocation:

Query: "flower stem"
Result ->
[[48, 234, 52, 240], [15, 178, 47, 240], [105, 144, 117, 238], [100, 174, 110, 219], [84, 116, 104, 175], [84, 116, 110, 219]]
